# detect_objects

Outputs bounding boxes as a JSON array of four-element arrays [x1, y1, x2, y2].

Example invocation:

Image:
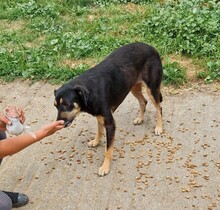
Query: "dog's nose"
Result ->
[[64, 121, 69, 127]]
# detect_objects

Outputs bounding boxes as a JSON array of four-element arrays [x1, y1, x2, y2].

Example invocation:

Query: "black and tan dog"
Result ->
[[54, 42, 163, 176]]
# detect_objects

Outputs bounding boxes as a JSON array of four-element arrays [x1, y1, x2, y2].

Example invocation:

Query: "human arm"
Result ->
[[0, 120, 64, 158]]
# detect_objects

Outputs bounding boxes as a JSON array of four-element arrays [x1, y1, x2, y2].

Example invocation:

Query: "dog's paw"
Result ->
[[154, 126, 163, 135], [133, 117, 143, 125], [98, 165, 110, 177], [88, 139, 99, 147]]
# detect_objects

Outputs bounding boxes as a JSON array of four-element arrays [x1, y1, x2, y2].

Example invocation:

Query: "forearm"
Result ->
[[0, 120, 64, 158], [0, 130, 44, 158]]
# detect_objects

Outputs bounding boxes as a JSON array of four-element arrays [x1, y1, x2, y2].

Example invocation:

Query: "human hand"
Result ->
[[3, 106, 26, 124], [1, 106, 25, 133], [0, 115, 11, 131], [17, 107, 26, 124], [36, 120, 65, 140]]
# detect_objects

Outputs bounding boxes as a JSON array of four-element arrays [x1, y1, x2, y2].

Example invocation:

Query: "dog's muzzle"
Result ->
[[64, 119, 73, 127], [57, 116, 74, 128]]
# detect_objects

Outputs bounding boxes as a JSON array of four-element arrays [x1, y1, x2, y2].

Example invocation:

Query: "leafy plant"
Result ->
[[197, 60, 220, 83], [163, 60, 187, 87], [94, 0, 151, 6], [134, 0, 220, 58], [8, 1, 60, 20]]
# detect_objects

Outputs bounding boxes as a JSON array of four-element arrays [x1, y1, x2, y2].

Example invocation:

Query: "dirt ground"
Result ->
[[0, 80, 219, 210]]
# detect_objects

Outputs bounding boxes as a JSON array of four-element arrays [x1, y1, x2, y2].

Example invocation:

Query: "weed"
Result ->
[[163, 59, 187, 87], [135, 0, 220, 58], [197, 60, 220, 83]]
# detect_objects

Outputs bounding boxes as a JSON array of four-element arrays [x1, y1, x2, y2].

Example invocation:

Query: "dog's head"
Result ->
[[54, 84, 89, 127]]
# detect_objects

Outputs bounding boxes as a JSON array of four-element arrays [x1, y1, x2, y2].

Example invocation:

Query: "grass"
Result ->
[[0, 0, 219, 86]]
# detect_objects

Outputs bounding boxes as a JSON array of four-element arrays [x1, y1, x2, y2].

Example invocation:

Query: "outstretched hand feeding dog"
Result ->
[[54, 42, 163, 176]]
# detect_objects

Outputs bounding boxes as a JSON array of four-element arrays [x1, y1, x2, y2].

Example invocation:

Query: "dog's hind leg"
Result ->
[[145, 86, 163, 135], [98, 113, 115, 176], [131, 82, 148, 125], [88, 116, 104, 147]]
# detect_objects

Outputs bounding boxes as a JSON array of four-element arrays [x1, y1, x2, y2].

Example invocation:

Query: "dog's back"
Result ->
[[104, 42, 163, 92], [73, 42, 163, 111]]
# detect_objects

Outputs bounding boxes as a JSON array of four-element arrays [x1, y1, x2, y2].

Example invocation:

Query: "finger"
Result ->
[[55, 120, 64, 126], [58, 120, 64, 125], [56, 125, 64, 130], [0, 115, 11, 125], [17, 107, 22, 115], [57, 124, 65, 129], [55, 121, 65, 129], [17, 107, 26, 123]]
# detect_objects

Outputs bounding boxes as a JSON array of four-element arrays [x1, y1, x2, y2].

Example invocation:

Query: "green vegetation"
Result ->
[[0, 0, 219, 86], [163, 59, 187, 86]]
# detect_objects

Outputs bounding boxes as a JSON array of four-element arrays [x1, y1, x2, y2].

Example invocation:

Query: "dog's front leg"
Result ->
[[88, 116, 104, 147], [98, 116, 115, 176]]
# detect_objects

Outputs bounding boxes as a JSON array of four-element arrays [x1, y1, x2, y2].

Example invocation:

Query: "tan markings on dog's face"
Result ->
[[60, 102, 81, 119], [74, 102, 79, 109], [60, 98, 63, 104]]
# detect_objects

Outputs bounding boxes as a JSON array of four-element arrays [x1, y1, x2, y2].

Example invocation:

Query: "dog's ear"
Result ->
[[73, 85, 89, 106]]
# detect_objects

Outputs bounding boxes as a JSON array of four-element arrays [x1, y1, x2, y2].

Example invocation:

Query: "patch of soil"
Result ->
[[169, 54, 205, 82]]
